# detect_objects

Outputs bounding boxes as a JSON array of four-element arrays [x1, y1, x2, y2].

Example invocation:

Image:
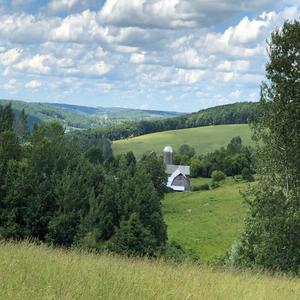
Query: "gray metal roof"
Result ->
[[166, 164, 190, 176], [167, 168, 187, 187]]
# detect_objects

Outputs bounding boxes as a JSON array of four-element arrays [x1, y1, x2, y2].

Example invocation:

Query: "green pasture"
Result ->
[[112, 124, 253, 159], [163, 178, 249, 262]]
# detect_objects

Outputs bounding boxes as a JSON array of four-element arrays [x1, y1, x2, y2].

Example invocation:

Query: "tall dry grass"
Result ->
[[0, 241, 299, 300]]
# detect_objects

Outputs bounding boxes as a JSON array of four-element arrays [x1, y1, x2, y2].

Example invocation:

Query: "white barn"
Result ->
[[163, 146, 190, 191]]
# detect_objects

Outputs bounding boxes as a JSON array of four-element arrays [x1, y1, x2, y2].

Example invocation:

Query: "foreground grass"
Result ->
[[163, 178, 248, 261], [112, 124, 252, 158], [1, 242, 300, 300]]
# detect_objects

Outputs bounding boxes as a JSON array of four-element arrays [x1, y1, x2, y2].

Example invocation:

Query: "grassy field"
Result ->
[[1, 242, 300, 300], [112, 124, 253, 158], [163, 178, 249, 262]]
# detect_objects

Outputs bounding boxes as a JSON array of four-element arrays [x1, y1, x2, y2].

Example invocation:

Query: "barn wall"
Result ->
[[172, 175, 190, 191]]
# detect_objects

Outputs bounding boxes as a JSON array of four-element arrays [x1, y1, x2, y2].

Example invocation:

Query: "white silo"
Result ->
[[163, 146, 173, 165]]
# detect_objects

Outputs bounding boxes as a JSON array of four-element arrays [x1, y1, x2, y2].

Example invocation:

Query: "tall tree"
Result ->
[[0, 103, 14, 133], [17, 109, 28, 142], [230, 21, 300, 273]]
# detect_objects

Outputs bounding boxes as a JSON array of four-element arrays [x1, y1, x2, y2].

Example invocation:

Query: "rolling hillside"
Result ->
[[164, 178, 249, 262], [51, 103, 183, 120], [112, 124, 253, 158], [1, 242, 299, 299], [0, 99, 182, 130]]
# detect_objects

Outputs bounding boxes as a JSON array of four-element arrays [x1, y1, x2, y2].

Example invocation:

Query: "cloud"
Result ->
[[84, 61, 112, 76], [99, 0, 281, 29], [25, 79, 42, 89], [130, 53, 145, 64], [0, 0, 299, 111], [0, 12, 56, 44], [49, 10, 110, 44], [47, 0, 99, 13], [15, 54, 51, 75], [216, 60, 250, 72], [0, 48, 23, 65], [3, 79, 17, 90], [173, 48, 207, 69]]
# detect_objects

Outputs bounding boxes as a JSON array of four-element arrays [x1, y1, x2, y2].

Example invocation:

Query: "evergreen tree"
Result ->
[[16, 109, 28, 142], [0, 103, 14, 133], [140, 155, 167, 198], [133, 164, 167, 248], [109, 213, 156, 256], [85, 147, 103, 165]]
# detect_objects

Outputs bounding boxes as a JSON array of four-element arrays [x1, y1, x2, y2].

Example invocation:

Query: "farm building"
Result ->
[[163, 146, 190, 191]]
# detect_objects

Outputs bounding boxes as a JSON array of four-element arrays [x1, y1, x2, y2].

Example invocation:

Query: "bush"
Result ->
[[108, 213, 157, 257], [192, 184, 210, 191], [178, 144, 195, 158], [211, 181, 220, 189], [164, 240, 200, 263], [190, 158, 202, 178], [211, 170, 226, 182], [241, 167, 254, 182]]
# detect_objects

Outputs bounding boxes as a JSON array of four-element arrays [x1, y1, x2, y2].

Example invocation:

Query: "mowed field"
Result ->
[[112, 124, 252, 158], [1, 242, 300, 300], [163, 178, 249, 262]]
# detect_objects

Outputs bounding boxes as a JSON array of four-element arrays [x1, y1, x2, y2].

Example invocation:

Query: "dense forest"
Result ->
[[0, 104, 172, 257], [85, 102, 258, 141]]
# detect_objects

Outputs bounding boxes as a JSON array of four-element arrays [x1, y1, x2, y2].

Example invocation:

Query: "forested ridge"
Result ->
[[0, 99, 183, 130], [86, 102, 258, 141], [1, 99, 258, 141]]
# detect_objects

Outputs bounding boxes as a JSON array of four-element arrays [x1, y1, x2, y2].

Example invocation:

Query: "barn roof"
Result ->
[[166, 164, 190, 176], [167, 168, 187, 188]]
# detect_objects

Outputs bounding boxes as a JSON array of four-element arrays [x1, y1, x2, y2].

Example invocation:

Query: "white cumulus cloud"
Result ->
[[25, 79, 42, 89]]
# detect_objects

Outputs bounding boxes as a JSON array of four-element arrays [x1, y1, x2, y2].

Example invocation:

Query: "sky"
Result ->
[[0, 0, 299, 112]]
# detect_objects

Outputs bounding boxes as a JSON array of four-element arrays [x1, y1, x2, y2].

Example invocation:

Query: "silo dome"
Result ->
[[163, 146, 173, 153], [163, 146, 173, 165]]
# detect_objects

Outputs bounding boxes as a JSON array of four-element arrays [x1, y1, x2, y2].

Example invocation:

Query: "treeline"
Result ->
[[0, 104, 172, 257], [171, 137, 254, 181], [86, 102, 258, 141]]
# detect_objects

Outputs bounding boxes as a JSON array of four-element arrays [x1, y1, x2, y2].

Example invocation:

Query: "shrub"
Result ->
[[108, 213, 157, 257], [190, 158, 202, 178], [211, 181, 220, 189], [241, 167, 254, 182], [211, 170, 226, 182], [192, 184, 210, 191], [164, 240, 200, 263]]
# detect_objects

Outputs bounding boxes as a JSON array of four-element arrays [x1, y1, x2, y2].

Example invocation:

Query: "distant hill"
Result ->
[[112, 124, 253, 158], [0, 99, 183, 130], [50, 103, 183, 120], [91, 102, 258, 141]]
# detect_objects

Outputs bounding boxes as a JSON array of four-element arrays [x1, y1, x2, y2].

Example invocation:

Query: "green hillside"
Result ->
[[1, 242, 299, 300], [0, 99, 182, 130], [163, 178, 249, 262], [113, 124, 253, 158]]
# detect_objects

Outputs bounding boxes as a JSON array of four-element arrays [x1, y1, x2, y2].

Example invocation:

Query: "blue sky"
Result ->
[[0, 0, 299, 112]]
